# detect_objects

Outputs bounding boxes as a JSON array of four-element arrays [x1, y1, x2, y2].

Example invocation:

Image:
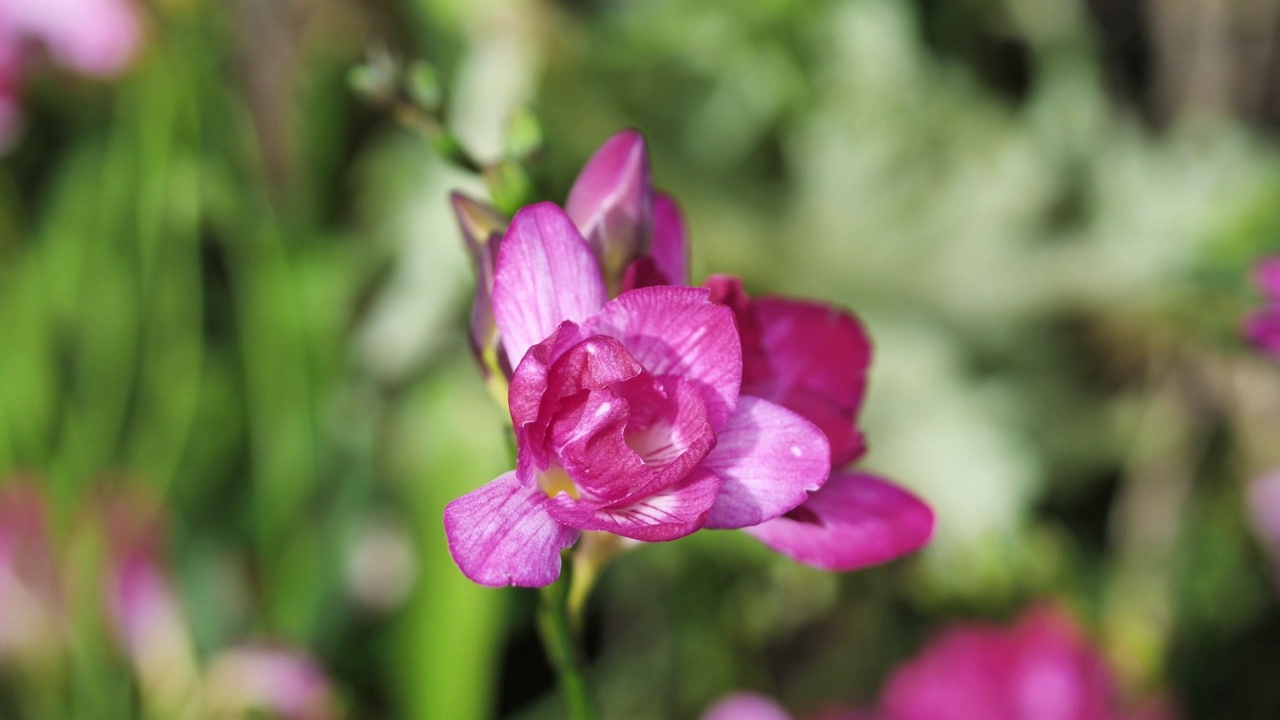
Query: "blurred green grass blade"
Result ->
[[394, 360, 509, 720]]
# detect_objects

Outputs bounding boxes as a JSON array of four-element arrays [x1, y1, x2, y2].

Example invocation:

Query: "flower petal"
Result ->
[[566, 130, 653, 280], [743, 472, 933, 571], [1255, 256, 1280, 301], [585, 286, 742, 429], [702, 397, 830, 529], [752, 297, 871, 465], [444, 472, 579, 587], [493, 202, 607, 370], [702, 693, 794, 720], [1245, 305, 1280, 361], [651, 191, 688, 286], [547, 467, 722, 541]]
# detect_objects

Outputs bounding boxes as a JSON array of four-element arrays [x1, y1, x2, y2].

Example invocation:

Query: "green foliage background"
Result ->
[[4, 0, 1280, 717]]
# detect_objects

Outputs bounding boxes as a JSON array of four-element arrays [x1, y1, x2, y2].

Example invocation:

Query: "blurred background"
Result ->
[[4, 0, 1280, 717]]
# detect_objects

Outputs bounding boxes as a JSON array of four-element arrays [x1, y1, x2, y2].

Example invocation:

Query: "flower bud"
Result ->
[[566, 130, 653, 293]]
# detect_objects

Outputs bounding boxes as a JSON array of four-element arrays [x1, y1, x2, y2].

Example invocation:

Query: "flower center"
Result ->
[[538, 466, 580, 499]]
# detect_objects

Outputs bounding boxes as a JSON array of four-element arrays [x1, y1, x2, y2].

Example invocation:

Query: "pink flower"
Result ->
[[706, 276, 934, 571], [0, 0, 142, 151], [703, 693, 795, 720], [0, 0, 141, 77], [1247, 469, 1280, 585], [444, 202, 831, 587], [1244, 256, 1280, 359], [204, 645, 339, 720], [879, 606, 1164, 720], [0, 480, 62, 662]]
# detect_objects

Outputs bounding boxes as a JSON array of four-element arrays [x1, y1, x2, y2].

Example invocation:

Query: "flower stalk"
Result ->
[[537, 562, 598, 720]]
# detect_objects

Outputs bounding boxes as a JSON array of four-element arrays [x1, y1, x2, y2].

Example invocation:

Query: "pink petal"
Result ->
[[1247, 469, 1280, 551], [705, 275, 770, 387], [1007, 607, 1117, 720], [493, 203, 607, 371], [743, 472, 933, 571], [444, 472, 579, 587], [0, 45, 21, 154], [1254, 256, 1280, 301], [547, 467, 722, 541], [702, 693, 794, 720], [879, 606, 1123, 720], [751, 297, 872, 466], [620, 255, 672, 293], [651, 191, 689, 286], [1244, 306, 1280, 361], [205, 645, 338, 720], [3, 0, 142, 76], [585, 286, 742, 429], [508, 321, 592, 433], [552, 377, 715, 504], [566, 130, 653, 279], [702, 397, 830, 529], [879, 626, 1019, 720]]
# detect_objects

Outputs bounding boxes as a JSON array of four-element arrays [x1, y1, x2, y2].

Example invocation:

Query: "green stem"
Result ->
[[537, 566, 598, 720]]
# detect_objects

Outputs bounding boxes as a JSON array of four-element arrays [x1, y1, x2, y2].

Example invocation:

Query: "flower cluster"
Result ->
[[446, 131, 934, 587], [702, 605, 1175, 720], [1245, 256, 1280, 360], [0, 0, 142, 150], [0, 479, 340, 720]]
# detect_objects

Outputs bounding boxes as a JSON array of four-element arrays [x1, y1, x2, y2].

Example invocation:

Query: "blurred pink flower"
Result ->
[[1247, 469, 1280, 584], [706, 275, 934, 571], [0, 0, 141, 76], [97, 489, 200, 714], [0, 0, 142, 150], [879, 606, 1168, 720], [0, 43, 22, 151], [204, 645, 339, 720], [445, 202, 830, 586], [0, 479, 62, 662], [703, 693, 795, 720], [1244, 256, 1280, 359]]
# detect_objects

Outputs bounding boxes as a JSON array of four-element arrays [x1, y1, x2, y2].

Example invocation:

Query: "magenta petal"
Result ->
[[651, 192, 689, 286], [744, 472, 933, 571], [547, 467, 722, 541], [880, 606, 1121, 720], [1255, 256, 1280, 301], [566, 130, 653, 278], [585, 286, 742, 429], [444, 472, 579, 587], [702, 397, 830, 529], [752, 297, 871, 465], [492, 203, 607, 370], [1244, 306, 1280, 360], [702, 693, 794, 720]]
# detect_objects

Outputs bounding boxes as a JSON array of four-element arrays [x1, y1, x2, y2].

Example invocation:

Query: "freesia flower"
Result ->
[[0, 479, 62, 663], [444, 202, 831, 586], [879, 605, 1167, 720], [1246, 468, 1280, 586], [204, 645, 340, 720], [0, 0, 142, 151], [706, 276, 934, 571], [99, 490, 200, 717], [700, 608, 1172, 720], [1245, 256, 1280, 359]]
